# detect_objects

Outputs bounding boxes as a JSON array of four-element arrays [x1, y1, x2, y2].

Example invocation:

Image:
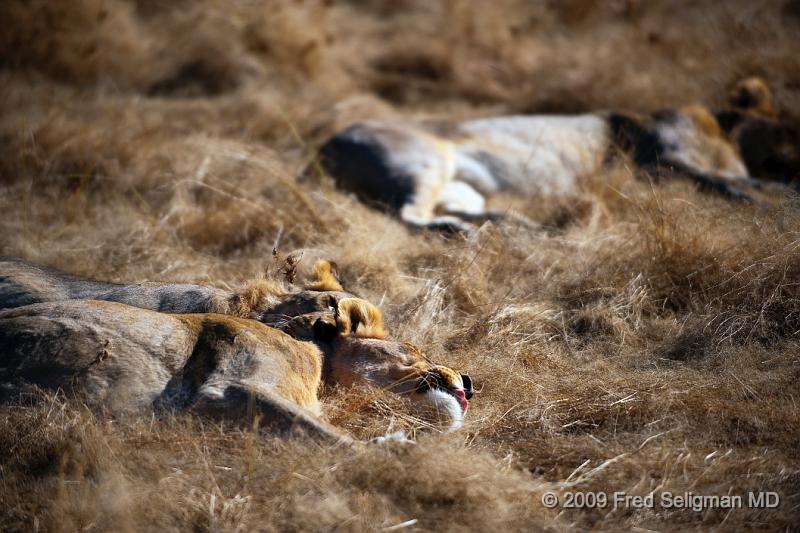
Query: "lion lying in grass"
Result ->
[[317, 78, 791, 232], [1, 257, 385, 340], [0, 259, 473, 442]]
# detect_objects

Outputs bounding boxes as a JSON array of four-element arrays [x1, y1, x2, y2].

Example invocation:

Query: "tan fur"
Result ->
[[221, 277, 286, 318], [678, 105, 748, 176], [175, 312, 325, 412], [306, 259, 344, 292], [217, 263, 350, 317], [328, 337, 464, 394], [683, 105, 724, 139], [336, 297, 387, 339], [433, 365, 463, 387], [0, 300, 338, 438], [730, 77, 776, 118]]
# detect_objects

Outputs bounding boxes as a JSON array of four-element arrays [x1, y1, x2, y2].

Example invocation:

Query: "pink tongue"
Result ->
[[452, 389, 469, 412]]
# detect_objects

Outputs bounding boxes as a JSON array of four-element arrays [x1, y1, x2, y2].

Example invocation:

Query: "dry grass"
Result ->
[[2, 0, 800, 530]]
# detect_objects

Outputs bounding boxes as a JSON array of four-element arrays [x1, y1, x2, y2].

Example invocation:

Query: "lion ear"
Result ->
[[306, 259, 344, 292], [730, 77, 776, 117], [335, 298, 387, 339]]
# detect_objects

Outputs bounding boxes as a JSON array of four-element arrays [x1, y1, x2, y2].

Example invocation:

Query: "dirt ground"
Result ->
[[1, 0, 799, 530]]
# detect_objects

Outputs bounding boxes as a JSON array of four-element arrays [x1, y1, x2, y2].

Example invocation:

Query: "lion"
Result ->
[[0, 257, 386, 340], [0, 257, 473, 441], [0, 299, 473, 443], [315, 82, 789, 232]]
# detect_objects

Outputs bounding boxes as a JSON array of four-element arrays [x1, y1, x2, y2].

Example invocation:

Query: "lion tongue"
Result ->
[[452, 388, 469, 413]]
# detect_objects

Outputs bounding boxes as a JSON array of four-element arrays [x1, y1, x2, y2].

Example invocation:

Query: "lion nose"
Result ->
[[452, 388, 469, 413], [460, 374, 473, 400]]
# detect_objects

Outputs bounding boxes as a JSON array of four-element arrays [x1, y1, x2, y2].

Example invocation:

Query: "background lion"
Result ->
[[315, 78, 795, 232]]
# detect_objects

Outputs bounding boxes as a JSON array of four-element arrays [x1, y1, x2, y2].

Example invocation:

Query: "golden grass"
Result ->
[[1, 0, 799, 530]]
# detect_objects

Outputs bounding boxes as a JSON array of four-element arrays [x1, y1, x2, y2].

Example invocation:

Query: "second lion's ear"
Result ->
[[730, 77, 776, 117], [306, 259, 344, 292], [335, 298, 387, 339]]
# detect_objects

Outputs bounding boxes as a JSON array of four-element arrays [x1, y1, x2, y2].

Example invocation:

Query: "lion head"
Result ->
[[256, 259, 473, 429], [729, 77, 776, 118], [253, 259, 387, 340], [326, 337, 473, 429]]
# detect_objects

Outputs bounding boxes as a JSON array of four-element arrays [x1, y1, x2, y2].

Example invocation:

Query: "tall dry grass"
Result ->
[[1, 0, 800, 530]]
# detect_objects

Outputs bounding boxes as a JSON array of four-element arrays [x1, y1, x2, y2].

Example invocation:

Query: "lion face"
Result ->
[[259, 290, 348, 334], [327, 337, 473, 429], [260, 259, 472, 429], [408, 364, 473, 429], [259, 291, 388, 340], [253, 260, 386, 340]]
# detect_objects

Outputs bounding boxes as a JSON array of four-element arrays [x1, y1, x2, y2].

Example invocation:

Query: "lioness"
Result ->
[[316, 80, 785, 232], [0, 300, 472, 442], [0, 258, 473, 441], [0, 257, 384, 339]]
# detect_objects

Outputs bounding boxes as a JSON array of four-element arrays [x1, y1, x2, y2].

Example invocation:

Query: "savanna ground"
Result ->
[[2, 0, 800, 531]]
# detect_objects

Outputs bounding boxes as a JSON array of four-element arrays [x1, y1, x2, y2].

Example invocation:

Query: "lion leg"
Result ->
[[434, 180, 538, 229], [401, 211, 476, 234], [400, 200, 476, 234], [436, 180, 486, 216], [654, 159, 758, 202], [387, 144, 482, 233], [190, 384, 352, 445], [735, 175, 798, 195]]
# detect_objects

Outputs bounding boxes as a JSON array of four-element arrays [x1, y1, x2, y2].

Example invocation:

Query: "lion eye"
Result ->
[[416, 373, 442, 393]]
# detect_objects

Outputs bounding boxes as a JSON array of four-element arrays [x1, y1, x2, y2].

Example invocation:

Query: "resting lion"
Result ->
[[315, 78, 790, 232], [0, 257, 384, 340], [0, 259, 473, 441]]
